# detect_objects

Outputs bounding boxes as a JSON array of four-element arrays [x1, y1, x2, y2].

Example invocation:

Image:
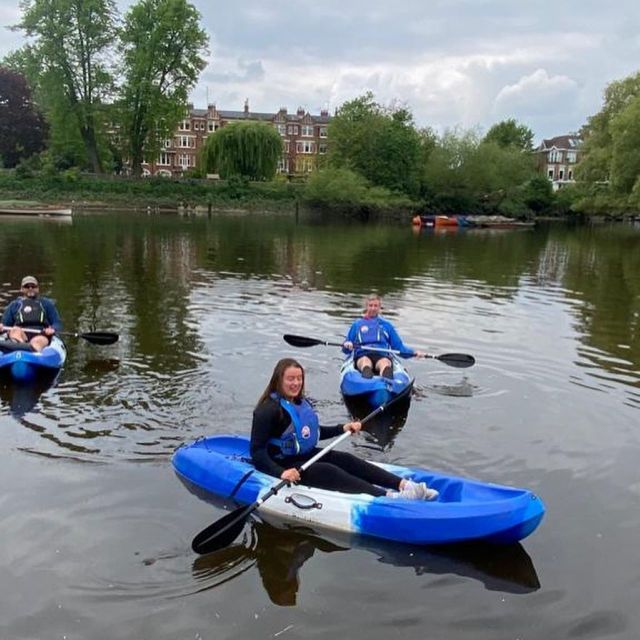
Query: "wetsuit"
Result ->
[[250, 396, 402, 497]]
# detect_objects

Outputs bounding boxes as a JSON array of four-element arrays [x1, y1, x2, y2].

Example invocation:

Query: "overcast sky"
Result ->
[[2, 0, 640, 142]]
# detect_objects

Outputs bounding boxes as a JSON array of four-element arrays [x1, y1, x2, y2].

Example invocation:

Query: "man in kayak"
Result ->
[[0, 275, 62, 352], [250, 358, 438, 500], [342, 294, 425, 379]]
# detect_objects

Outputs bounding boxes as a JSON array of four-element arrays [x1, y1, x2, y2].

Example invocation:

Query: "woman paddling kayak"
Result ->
[[250, 358, 438, 500]]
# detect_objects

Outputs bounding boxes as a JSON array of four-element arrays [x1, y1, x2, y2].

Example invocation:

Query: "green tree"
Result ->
[[484, 119, 534, 152], [423, 128, 535, 214], [578, 71, 640, 186], [15, 0, 117, 173], [201, 121, 282, 180], [0, 66, 48, 167], [118, 0, 208, 178], [329, 92, 423, 196]]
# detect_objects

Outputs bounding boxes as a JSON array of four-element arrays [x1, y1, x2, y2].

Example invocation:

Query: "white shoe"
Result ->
[[402, 480, 439, 501]]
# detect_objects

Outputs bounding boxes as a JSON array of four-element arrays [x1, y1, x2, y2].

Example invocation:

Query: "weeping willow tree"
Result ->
[[201, 121, 282, 180]]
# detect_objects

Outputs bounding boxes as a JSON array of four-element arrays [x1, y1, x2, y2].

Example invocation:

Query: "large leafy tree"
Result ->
[[0, 66, 48, 167], [329, 92, 423, 197], [15, 0, 116, 173], [119, 0, 208, 177], [484, 119, 534, 152], [577, 71, 640, 186], [201, 122, 282, 180]]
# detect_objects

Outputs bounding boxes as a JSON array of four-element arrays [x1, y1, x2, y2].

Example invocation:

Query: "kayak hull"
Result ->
[[172, 435, 545, 546], [0, 336, 67, 382], [340, 354, 413, 411]]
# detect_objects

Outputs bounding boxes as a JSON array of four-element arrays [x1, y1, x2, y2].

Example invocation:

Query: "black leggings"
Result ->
[[283, 449, 402, 497]]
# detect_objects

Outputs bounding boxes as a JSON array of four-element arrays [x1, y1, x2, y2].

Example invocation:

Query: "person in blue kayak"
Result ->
[[250, 358, 438, 500], [0, 275, 62, 352], [342, 294, 425, 379]]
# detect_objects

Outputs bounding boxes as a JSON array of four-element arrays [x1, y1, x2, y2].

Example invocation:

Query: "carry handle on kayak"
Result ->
[[283, 333, 475, 368], [190, 386, 414, 556], [2, 326, 119, 345]]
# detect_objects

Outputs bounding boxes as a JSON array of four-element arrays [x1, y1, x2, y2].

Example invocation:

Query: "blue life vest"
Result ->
[[353, 317, 389, 355], [269, 393, 320, 456], [16, 297, 46, 328]]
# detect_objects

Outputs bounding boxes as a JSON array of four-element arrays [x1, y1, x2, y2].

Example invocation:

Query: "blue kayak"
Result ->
[[173, 435, 545, 545], [0, 336, 67, 382], [340, 353, 413, 410]]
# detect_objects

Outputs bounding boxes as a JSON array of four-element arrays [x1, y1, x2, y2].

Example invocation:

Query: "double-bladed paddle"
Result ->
[[283, 333, 475, 368], [6, 327, 119, 345], [190, 384, 414, 556]]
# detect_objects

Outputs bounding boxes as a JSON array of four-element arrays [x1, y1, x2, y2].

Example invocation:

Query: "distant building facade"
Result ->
[[140, 100, 330, 177], [534, 134, 583, 191]]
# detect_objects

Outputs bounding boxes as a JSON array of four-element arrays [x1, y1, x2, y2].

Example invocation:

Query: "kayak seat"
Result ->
[[433, 479, 463, 502]]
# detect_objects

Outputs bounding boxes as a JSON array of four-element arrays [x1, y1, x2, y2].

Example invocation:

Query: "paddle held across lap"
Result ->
[[282, 333, 475, 368], [5, 326, 119, 345], [190, 388, 414, 555]]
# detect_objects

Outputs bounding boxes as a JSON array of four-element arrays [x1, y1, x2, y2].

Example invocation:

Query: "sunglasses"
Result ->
[[23, 284, 38, 289]]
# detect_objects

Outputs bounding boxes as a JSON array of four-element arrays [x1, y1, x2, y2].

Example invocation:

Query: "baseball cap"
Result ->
[[21, 276, 39, 287]]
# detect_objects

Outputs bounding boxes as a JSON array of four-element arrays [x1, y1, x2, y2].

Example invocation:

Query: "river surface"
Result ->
[[0, 212, 638, 639]]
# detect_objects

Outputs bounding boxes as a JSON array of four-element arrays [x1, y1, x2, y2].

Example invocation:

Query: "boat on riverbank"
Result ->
[[412, 214, 534, 230], [0, 206, 72, 218]]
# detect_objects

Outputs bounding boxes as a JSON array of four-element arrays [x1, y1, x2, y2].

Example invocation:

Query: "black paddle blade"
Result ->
[[192, 504, 254, 555], [437, 353, 476, 368], [283, 334, 323, 348], [79, 332, 119, 345]]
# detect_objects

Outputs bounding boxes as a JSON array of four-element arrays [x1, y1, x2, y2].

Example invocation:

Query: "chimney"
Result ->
[[296, 106, 305, 117], [320, 108, 328, 117], [244, 99, 249, 115]]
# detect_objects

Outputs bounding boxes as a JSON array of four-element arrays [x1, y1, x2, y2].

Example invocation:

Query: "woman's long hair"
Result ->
[[255, 358, 305, 408]]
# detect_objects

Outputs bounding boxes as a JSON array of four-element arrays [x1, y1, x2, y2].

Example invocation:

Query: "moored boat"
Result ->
[[172, 435, 545, 545], [340, 353, 413, 413], [0, 206, 72, 217], [0, 335, 67, 382]]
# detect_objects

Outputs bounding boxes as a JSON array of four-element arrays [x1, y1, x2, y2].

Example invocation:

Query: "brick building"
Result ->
[[534, 134, 583, 191], [141, 100, 330, 177]]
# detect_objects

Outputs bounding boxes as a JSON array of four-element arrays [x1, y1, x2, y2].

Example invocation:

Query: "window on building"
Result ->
[[284, 140, 290, 153], [296, 141, 315, 154], [559, 169, 564, 180], [164, 139, 172, 148], [179, 120, 190, 131], [208, 121, 216, 132], [301, 125, 313, 137], [278, 158, 289, 173], [319, 127, 328, 138], [276, 124, 286, 136], [549, 150, 562, 163], [566, 151, 576, 163], [158, 152, 171, 166], [179, 136, 192, 148], [296, 157, 315, 173], [287, 125, 299, 135], [319, 143, 327, 154], [548, 169, 554, 178], [178, 154, 191, 168], [568, 170, 573, 180]]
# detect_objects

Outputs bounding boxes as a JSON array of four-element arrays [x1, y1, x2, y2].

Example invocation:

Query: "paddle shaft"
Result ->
[[4, 326, 118, 345], [190, 386, 413, 554], [283, 334, 475, 367]]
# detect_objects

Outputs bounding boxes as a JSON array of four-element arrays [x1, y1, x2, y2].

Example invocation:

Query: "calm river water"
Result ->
[[0, 212, 638, 639]]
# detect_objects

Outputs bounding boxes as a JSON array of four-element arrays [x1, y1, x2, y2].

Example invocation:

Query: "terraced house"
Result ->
[[141, 100, 331, 177]]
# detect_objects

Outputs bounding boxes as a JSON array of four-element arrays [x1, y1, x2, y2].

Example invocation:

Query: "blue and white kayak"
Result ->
[[340, 353, 413, 410], [0, 335, 67, 382], [172, 435, 545, 545]]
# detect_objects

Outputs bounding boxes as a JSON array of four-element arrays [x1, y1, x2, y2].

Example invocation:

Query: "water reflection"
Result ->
[[0, 371, 59, 418], [192, 518, 540, 606]]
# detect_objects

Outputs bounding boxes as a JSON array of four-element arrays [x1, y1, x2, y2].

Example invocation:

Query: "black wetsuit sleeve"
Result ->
[[250, 400, 289, 478], [319, 424, 343, 439]]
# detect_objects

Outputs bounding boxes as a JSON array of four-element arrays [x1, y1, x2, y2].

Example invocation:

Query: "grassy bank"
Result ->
[[0, 172, 304, 212]]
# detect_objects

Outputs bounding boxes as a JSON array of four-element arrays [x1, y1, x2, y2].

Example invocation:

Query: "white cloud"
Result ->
[[2, 0, 640, 141]]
